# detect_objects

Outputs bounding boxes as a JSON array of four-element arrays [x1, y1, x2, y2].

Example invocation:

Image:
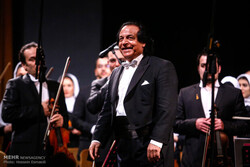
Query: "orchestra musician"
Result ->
[[1, 42, 69, 166], [174, 49, 248, 166]]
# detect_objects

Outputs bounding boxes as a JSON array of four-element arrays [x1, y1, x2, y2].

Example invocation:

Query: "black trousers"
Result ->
[[114, 116, 167, 167]]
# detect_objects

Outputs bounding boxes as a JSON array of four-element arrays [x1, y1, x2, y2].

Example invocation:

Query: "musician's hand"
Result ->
[[214, 118, 224, 131], [71, 128, 82, 135], [50, 113, 63, 127], [89, 141, 101, 160], [196, 118, 211, 133], [147, 143, 161, 163], [4, 124, 12, 133], [42, 100, 50, 117]]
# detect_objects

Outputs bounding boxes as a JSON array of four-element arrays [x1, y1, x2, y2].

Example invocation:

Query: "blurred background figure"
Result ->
[[87, 46, 125, 114], [107, 45, 125, 72], [61, 73, 81, 148], [94, 57, 111, 79], [59, 73, 81, 166], [237, 74, 250, 113], [71, 55, 112, 164], [0, 62, 27, 154], [221, 76, 240, 89], [245, 70, 250, 76]]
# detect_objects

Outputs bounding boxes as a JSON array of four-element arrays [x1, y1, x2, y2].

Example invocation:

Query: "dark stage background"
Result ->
[[12, 0, 249, 90]]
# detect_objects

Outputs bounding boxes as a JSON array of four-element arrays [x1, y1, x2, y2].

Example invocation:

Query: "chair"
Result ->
[[0, 151, 7, 167], [68, 147, 79, 167], [79, 149, 94, 167]]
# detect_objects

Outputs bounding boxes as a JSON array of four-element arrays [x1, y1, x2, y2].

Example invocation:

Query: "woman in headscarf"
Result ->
[[60, 73, 81, 147], [237, 74, 250, 113]]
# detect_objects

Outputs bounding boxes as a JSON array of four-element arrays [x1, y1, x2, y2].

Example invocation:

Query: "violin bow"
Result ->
[[45, 67, 54, 78], [0, 62, 11, 84], [43, 57, 71, 149]]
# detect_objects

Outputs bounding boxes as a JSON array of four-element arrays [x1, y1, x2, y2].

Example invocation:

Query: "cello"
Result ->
[[43, 57, 75, 163]]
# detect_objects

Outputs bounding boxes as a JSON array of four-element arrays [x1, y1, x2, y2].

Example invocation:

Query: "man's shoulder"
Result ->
[[147, 56, 175, 69], [6, 75, 26, 86], [220, 82, 241, 94], [148, 56, 168, 63], [91, 77, 108, 86], [180, 84, 199, 93]]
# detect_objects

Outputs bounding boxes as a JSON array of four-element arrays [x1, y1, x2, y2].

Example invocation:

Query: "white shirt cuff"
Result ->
[[150, 139, 163, 149], [91, 140, 101, 145]]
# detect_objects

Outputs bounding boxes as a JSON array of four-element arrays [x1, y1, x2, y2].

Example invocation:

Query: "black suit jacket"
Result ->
[[1, 74, 68, 156], [174, 83, 248, 167], [87, 77, 108, 114], [93, 55, 178, 166]]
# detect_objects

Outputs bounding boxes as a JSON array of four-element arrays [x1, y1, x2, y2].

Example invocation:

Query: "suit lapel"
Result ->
[[215, 85, 223, 107], [125, 56, 150, 97], [110, 66, 124, 103], [23, 74, 39, 100], [194, 84, 206, 117]]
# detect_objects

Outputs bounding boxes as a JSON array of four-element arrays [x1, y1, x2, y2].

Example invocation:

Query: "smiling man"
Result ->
[[89, 21, 178, 167]]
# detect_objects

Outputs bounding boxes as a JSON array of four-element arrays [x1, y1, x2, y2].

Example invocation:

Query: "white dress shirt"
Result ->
[[29, 74, 49, 102], [199, 80, 220, 118], [116, 54, 143, 116], [116, 54, 162, 148]]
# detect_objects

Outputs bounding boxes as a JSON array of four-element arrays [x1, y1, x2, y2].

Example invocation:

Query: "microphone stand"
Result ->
[[203, 0, 220, 166], [35, 0, 47, 153], [207, 48, 217, 167]]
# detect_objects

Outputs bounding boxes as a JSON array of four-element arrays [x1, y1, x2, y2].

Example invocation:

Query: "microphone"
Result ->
[[99, 42, 117, 58]]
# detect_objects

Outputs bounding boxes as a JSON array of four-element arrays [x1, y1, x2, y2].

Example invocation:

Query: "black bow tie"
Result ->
[[121, 60, 137, 69]]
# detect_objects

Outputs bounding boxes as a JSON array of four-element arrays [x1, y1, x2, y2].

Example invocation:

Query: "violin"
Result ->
[[42, 57, 75, 163], [202, 107, 230, 167], [47, 98, 74, 161]]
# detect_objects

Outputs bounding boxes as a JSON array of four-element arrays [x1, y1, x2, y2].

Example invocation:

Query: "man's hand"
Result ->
[[147, 143, 161, 163], [4, 124, 12, 133], [42, 100, 50, 117], [71, 128, 82, 135], [50, 113, 63, 127], [89, 141, 101, 160], [196, 118, 211, 133], [214, 118, 224, 131]]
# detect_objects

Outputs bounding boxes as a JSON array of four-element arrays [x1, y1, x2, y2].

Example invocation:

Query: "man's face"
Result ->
[[22, 47, 37, 77], [198, 55, 221, 83], [118, 25, 145, 62], [107, 50, 125, 71], [95, 57, 111, 79]]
